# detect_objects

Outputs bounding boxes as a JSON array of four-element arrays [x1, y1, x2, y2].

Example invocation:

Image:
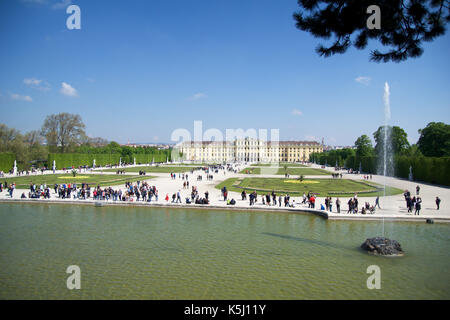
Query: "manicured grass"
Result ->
[[240, 167, 330, 175], [1, 174, 152, 188], [101, 166, 200, 173], [215, 177, 403, 197], [250, 163, 307, 167]]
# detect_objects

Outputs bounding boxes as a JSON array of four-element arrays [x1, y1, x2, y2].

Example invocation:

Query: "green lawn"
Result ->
[[240, 167, 330, 175], [215, 177, 403, 197], [1, 174, 152, 188], [101, 166, 200, 173], [250, 163, 307, 167]]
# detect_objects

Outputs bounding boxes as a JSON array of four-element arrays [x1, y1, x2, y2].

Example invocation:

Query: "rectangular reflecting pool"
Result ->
[[0, 202, 449, 299]]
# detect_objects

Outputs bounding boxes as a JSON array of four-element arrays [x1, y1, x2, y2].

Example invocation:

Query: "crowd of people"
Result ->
[[0, 163, 444, 216]]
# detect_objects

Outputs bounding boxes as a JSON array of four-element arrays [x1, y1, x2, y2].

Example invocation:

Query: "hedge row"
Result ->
[[48, 152, 170, 169], [395, 156, 450, 186], [0, 153, 15, 173], [318, 154, 450, 186]]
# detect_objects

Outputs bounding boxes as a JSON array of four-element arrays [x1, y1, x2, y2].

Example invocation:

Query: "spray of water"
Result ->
[[381, 82, 391, 237], [383, 82, 390, 196]]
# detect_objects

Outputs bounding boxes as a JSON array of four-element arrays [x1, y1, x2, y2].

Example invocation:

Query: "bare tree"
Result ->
[[24, 130, 44, 146], [41, 113, 86, 152], [0, 123, 21, 152]]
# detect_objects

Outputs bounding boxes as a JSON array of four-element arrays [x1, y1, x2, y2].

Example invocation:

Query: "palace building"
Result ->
[[176, 138, 323, 163]]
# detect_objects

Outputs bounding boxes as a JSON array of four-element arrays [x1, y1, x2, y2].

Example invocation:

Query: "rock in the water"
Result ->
[[361, 237, 404, 256], [426, 219, 434, 224]]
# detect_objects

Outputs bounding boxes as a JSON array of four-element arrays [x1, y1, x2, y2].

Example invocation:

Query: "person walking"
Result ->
[[375, 196, 381, 209], [416, 185, 420, 195], [436, 196, 441, 210], [415, 197, 422, 215], [336, 198, 341, 213]]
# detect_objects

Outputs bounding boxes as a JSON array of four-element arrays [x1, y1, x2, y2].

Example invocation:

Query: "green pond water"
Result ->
[[0, 202, 449, 299]]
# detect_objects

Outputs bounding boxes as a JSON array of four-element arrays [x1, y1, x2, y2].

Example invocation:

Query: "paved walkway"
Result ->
[[1, 162, 448, 222]]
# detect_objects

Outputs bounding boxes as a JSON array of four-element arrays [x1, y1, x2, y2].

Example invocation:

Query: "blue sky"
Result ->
[[1, 0, 449, 146]]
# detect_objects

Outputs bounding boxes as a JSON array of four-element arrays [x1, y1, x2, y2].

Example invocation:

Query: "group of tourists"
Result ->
[[347, 195, 359, 214], [0, 181, 16, 198], [182, 180, 190, 189], [124, 181, 159, 202], [331, 173, 343, 179], [361, 202, 376, 214], [404, 189, 422, 215], [175, 186, 209, 205], [0, 179, 162, 203], [307, 193, 316, 208], [324, 197, 334, 211], [242, 189, 296, 208]]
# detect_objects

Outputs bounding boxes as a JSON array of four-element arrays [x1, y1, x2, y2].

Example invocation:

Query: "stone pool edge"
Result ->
[[1, 198, 449, 223]]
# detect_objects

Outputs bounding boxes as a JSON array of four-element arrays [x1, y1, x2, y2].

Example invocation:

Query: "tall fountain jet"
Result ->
[[382, 82, 390, 237], [361, 82, 404, 256], [382, 82, 392, 192]]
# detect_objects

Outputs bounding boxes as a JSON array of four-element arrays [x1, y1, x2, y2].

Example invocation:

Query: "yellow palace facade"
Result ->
[[177, 138, 323, 163]]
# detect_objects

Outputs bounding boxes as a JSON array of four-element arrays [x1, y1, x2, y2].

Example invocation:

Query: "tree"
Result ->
[[41, 113, 86, 153], [404, 144, 424, 157], [24, 130, 48, 163], [293, 0, 450, 62], [0, 124, 49, 169], [373, 125, 410, 155], [354, 134, 374, 158], [417, 122, 450, 156], [0, 123, 21, 152]]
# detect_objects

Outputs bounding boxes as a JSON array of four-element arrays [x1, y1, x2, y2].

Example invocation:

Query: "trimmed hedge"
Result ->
[[48, 153, 120, 169], [396, 156, 450, 186], [0, 153, 15, 172], [315, 152, 450, 186], [345, 155, 450, 186], [48, 152, 170, 169]]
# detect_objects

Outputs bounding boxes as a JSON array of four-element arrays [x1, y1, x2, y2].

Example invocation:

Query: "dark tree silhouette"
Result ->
[[293, 0, 449, 62]]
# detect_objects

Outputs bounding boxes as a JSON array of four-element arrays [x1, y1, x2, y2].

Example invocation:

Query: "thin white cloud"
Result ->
[[24, 78, 42, 86], [21, 0, 48, 4], [292, 109, 303, 116], [24, 78, 51, 91], [52, 0, 71, 10], [188, 93, 207, 100], [305, 135, 318, 141], [60, 82, 78, 97], [355, 76, 371, 85], [22, 0, 72, 9], [10, 93, 32, 102]]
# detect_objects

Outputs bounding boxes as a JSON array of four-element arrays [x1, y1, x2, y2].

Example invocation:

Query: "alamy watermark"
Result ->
[[366, 265, 381, 289], [66, 5, 81, 30], [66, 265, 81, 290], [367, 5, 381, 30], [64, 4, 380, 31]]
